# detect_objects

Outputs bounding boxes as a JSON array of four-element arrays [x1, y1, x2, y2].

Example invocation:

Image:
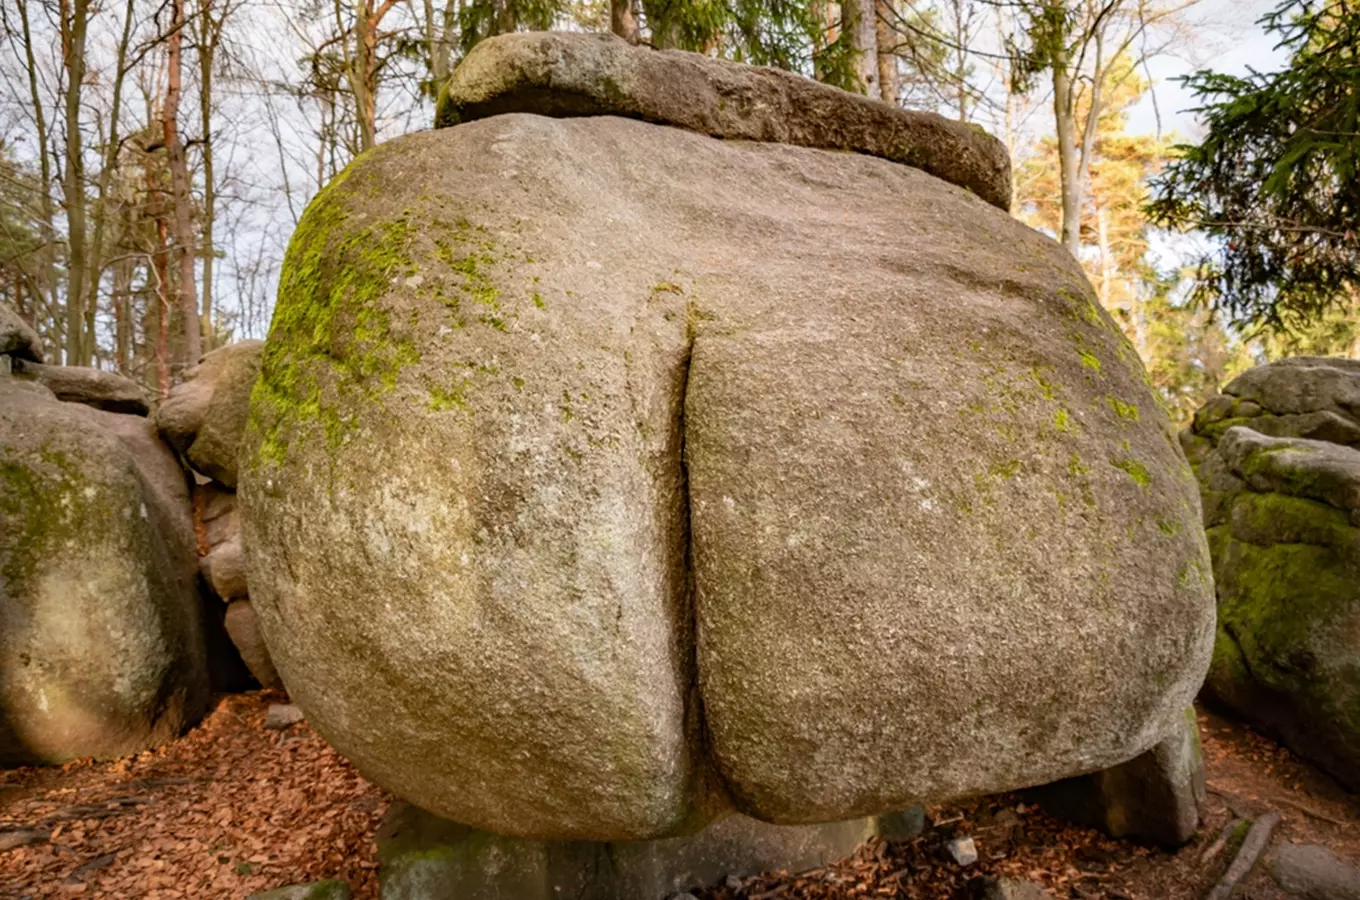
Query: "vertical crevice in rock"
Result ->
[[676, 302, 739, 820]]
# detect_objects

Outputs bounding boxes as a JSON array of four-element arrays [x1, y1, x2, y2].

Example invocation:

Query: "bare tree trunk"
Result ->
[[196, 0, 230, 350], [1096, 204, 1112, 308], [610, 0, 639, 43], [844, 0, 879, 95], [1052, 60, 1082, 255], [163, 0, 202, 369], [15, 0, 59, 354], [1074, 31, 1105, 238], [85, 0, 136, 367], [343, 0, 398, 152], [874, 0, 897, 104], [353, 0, 376, 150], [421, 0, 456, 90], [954, 1, 968, 121], [113, 253, 132, 372], [148, 162, 171, 396], [62, 0, 93, 365]]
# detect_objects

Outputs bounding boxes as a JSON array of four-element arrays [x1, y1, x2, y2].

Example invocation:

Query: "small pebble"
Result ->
[[265, 704, 305, 730], [948, 836, 979, 867]]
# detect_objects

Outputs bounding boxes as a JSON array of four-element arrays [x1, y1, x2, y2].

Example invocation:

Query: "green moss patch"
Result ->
[[247, 162, 517, 468]]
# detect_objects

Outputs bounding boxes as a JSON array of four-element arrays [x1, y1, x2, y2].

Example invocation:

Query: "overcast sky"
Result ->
[[1126, 0, 1289, 138]]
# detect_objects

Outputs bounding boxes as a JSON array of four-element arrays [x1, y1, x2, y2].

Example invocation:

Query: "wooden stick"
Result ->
[[1205, 811, 1281, 900]]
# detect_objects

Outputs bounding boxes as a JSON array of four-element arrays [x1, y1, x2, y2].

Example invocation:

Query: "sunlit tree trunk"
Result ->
[[61, 0, 92, 365], [874, 0, 897, 103], [85, 0, 136, 367], [611, 0, 639, 43], [15, 0, 59, 354], [844, 0, 879, 95], [196, 0, 225, 350], [163, 0, 202, 368]]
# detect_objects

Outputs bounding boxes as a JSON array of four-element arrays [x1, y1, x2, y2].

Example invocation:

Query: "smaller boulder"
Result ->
[[247, 881, 350, 900], [156, 341, 263, 487], [227, 601, 283, 690], [377, 802, 877, 899], [1271, 843, 1360, 900], [1026, 707, 1204, 847], [970, 876, 1054, 900], [876, 806, 926, 841], [14, 360, 149, 415], [0, 304, 42, 362], [195, 481, 240, 551], [1224, 356, 1360, 422], [203, 536, 248, 600], [265, 703, 304, 730]]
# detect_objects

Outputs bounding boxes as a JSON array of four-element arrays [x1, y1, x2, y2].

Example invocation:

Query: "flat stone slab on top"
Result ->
[[435, 30, 1012, 211]]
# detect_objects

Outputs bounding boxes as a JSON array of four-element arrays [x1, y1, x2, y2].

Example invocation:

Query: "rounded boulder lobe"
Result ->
[[241, 111, 1212, 839], [0, 379, 209, 765], [156, 340, 264, 487]]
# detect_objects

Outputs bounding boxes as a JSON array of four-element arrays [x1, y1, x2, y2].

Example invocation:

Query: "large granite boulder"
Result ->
[[13, 360, 150, 415], [1184, 357, 1360, 791], [157, 340, 264, 487], [240, 33, 1213, 842], [0, 378, 209, 765]]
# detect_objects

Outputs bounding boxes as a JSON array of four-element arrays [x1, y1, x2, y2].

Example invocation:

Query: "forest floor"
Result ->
[[1, 695, 1356, 900]]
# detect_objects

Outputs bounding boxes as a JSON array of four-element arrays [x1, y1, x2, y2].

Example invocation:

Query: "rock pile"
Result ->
[[0, 306, 210, 765], [1183, 356, 1360, 790], [156, 340, 280, 690], [240, 28, 1214, 858]]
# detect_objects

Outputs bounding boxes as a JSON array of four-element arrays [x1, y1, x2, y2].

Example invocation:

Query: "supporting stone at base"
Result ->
[[376, 803, 879, 900], [1025, 707, 1206, 847]]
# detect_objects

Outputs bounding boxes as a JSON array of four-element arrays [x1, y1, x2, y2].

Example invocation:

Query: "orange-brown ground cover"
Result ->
[[1, 699, 1356, 899], [0, 692, 385, 899]]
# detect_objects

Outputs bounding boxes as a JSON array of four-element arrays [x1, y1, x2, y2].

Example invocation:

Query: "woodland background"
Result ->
[[2, 0, 1356, 425]]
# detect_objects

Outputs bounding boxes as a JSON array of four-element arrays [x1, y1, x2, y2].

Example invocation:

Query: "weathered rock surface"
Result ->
[[1026, 707, 1205, 846], [0, 378, 209, 765], [192, 481, 275, 688], [14, 359, 150, 415], [204, 531, 249, 601], [0, 304, 42, 363], [265, 703, 305, 730], [241, 87, 1212, 837], [1187, 357, 1360, 792], [247, 881, 351, 900], [971, 876, 1055, 900], [376, 802, 875, 900], [157, 341, 264, 487], [195, 483, 247, 596], [876, 806, 926, 841], [227, 600, 283, 690], [436, 31, 1012, 210], [1271, 843, 1360, 900]]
